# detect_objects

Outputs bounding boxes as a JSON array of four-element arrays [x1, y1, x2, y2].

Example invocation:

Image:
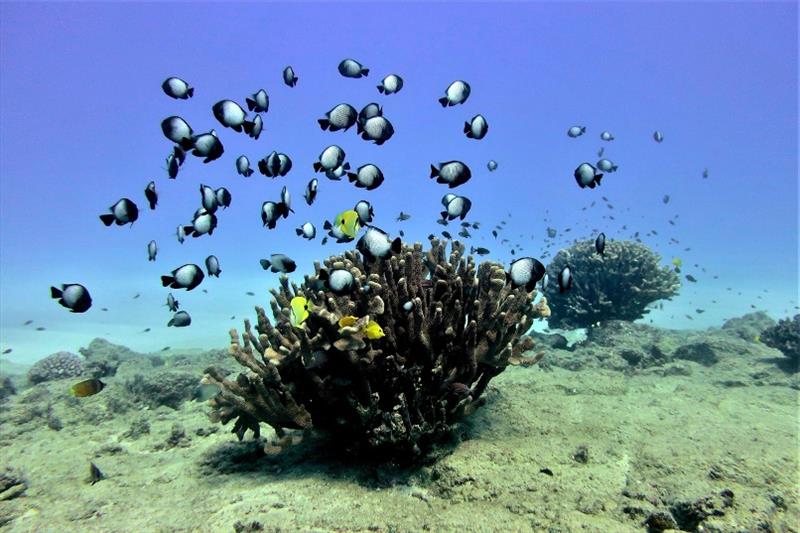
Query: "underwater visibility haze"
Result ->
[[0, 2, 798, 532]]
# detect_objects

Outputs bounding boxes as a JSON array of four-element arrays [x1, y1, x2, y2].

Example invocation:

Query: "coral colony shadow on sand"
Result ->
[[203, 239, 550, 462]]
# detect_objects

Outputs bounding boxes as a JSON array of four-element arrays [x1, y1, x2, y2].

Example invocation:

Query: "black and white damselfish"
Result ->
[[51, 283, 92, 313], [161, 264, 205, 291], [99, 198, 139, 227]]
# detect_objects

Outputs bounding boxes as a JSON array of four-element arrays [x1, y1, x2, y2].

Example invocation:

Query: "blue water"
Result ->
[[0, 2, 797, 364]]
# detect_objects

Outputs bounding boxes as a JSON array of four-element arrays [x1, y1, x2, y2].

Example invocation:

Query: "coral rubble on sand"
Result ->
[[544, 239, 680, 329], [203, 240, 550, 461]]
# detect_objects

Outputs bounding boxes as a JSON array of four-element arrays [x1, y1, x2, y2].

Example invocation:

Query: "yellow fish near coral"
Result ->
[[338, 315, 358, 328], [671, 257, 683, 268], [337, 315, 385, 340], [363, 321, 385, 340], [70, 378, 105, 398], [290, 296, 310, 328], [334, 210, 361, 238]]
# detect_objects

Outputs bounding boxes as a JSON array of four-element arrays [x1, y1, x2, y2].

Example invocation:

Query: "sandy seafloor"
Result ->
[[0, 316, 797, 533]]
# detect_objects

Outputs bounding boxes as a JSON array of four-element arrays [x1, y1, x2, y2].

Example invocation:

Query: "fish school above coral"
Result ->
[[203, 239, 550, 462]]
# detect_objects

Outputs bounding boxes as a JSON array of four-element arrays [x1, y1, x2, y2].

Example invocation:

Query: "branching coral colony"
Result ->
[[203, 239, 550, 461]]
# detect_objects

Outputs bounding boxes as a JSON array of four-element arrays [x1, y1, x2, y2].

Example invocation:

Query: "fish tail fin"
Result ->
[[347, 172, 357, 182], [440, 211, 448, 220], [245, 98, 255, 111], [312, 162, 322, 172], [463, 121, 471, 135], [356, 122, 363, 134], [391, 237, 402, 254], [595, 173, 604, 185], [377, 85, 384, 94], [187, 87, 194, 98], [178, 138, 194, 150], [438, 97, 449, 107], [291, 77, 298, 87], [343, 162, 350, 170], [245, 169, 254, 177], [318, 119, 329, 130], [50, 286, 62, 298], [161, 276, 173, 287], [183, 225, 194, 236], [296, 228, 303, 236], [242, 120, 255, 134], [361, 68, 369, 76], [167, 318, 175, 327], [259, 259, 271, 270], [429, 164, 439, 179], [318, 268, 329, 281], [323, 220, 332, 230], [99, 214, 115, 226]]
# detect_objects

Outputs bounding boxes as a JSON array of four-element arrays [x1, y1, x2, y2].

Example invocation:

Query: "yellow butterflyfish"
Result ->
[[290, 296, 310, 327], [335, 210, 361, 238]]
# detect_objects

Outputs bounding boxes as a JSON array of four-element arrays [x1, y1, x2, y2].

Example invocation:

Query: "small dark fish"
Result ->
[[507, 257, 546, 291], [685, 275, 697, 283], [397, 211, 411, 221], [567, 126, 586, 138], [321, 236, 328, 245], [166, 293, 179, 312], [696, 309, 705, 314], [430, 161, 471, 188], [205, 255, 221, 277], [314, 145, 347, 174], [596, 159, 618, 172], [595, 233, 606, 255], [51, 284, 92, 313], [145, 181, 158, 210], [318, 268, 356, 296], [547, 227, 557, 238], [236, 155, 254, 177], [663, 195, 670, 204], [702, 168, 709, 179], [358, 116, 394, 145], [283, 66, 298, 87], [147, 240, 157, 262], [101, 308, 108, 312], [246, 291, 255, 296], [161, 264, 204, 291], [296, 222, 316, 240], [441, 231, 452, 239], [338, 58, 369, 78], [161, 346, 170, 351], [600, 131, 614, 141], [492, 230, 498, 238], [187, 130, 224, 163], [358, 102, 383, 126], [168, 310, 192, 327], [464, 114, 488, 140], [23, 320, 33, 325], [437, 219, 449, 226], [245, 89, 269, 113], [357, 226, 402, 261], [471, 247, 490, 256], [597, 147, 605, 158], [215, 187, 232, 209], [99, 198, 139, 227], [558, 265, 573, 293], [260, 254, 296, 273], [653, 130, 664, 143], [132, 293, 140, 299], [354, 200, 374, 225], [319, 103, 357, 132], [348, 164, 384, 190], [2, 348, 12, 355], [304, 178, 318, 206], [141, 328, 151, 333], [212, 99, 253, 133], [574, 163, 603, 189], [399, 230, 405, 237], [36, 327, 46, 331], [161, 116, 193, 145], [487, 160, 498, 172], [439, 80, 470, 107], [183, 208, 217, 238], [71, 378, 105, 398], [162, 77, 194, 99], [458, 228, 471, 238], [377, 74, 403, 95], [88, 462, 105, 485]]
